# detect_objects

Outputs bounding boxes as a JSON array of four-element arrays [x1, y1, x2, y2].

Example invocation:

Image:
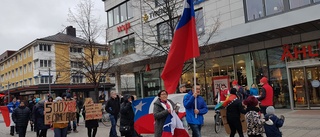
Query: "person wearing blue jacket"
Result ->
[[183, 83, 208, 137], [249, 84, 259, 96], [7, 97, 20, 136], [264, 106, 285, 137]]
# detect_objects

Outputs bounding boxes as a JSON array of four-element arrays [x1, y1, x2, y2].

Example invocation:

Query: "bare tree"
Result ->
[[56, 0, 116, 101], [132, 0, 220, 73]]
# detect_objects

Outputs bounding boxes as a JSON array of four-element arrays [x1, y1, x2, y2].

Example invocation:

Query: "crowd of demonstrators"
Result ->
[[105, 91, 121, 137], [153, 90, 176, 137], [12, 100, 31, 137], [226, 88, 246, 137], [184, 83, 208, 137]]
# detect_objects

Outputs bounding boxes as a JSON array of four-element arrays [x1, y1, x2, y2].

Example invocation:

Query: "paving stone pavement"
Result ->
[[1, 109, 320, 137]]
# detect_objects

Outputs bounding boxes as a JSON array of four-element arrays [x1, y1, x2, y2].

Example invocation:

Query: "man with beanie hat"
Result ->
[[257, 77, 274, 115], [264, 106, 285, 137], [232, 80, 247, 101]]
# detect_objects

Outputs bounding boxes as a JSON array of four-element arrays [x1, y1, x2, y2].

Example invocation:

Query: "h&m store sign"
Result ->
[[281, 43, 320, 61]]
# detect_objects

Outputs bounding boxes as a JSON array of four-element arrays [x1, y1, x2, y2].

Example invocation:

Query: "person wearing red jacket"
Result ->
[[257, 77, 274, 115]]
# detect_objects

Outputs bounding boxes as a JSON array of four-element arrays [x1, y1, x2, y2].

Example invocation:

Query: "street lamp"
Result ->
[[38, 68, 52, 97]]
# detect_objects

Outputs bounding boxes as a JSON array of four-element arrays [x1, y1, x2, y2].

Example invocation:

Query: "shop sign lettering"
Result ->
[[117, 22, 131, 34], [281, 44, 320, 61]]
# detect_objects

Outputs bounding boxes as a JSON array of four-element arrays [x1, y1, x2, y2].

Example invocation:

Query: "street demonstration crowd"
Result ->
[[5, 76, 285, 137]]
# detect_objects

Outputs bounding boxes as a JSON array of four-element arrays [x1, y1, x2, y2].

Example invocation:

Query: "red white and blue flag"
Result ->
[[162, 111, 189, 137], [133, 94, 187, 134], [0, 105, 15, 127], [161, 0, 200, 94]]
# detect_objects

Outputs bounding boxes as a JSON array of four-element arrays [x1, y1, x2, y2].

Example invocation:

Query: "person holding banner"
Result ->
[[183, 84, 208, 137], [53, 97, 69, 137], [12, 101, 31, 137], [83, 101, 99, 137]]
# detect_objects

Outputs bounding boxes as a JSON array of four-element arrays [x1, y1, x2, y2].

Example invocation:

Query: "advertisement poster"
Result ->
[[212, 76, 230, 98]]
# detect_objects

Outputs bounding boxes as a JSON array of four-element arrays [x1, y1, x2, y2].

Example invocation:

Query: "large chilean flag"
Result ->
[[161, 0, 200, 94]]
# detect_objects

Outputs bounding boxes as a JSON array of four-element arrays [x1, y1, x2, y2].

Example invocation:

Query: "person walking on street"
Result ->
[[257, 77, 274, 115], [264, 106, 285, 137], [243, 96, 264, 137], [7, 97, 20, 136], [12, 101, 31, 137], [120, 95, 135, 137], [66, 94, 78, 133], [226, 88, 246, 137], [34, 100, 50, 137], [184, 83, 208, 137], [28, 97, 36, 132], [74, 95, 83, 126], [32, 98, 41, 137], [105, 91, 121, 137]]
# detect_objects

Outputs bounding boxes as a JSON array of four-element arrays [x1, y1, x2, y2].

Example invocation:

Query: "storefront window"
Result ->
[[268, 47, 290, 108], [143, 69, 160, 97], [251, 50, 269, 84], [234, 53, 253, 87], [246, 0, 264, 21]]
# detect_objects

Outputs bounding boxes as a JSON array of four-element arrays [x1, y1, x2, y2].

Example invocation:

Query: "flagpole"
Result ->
[[193, 58, 197, 118]]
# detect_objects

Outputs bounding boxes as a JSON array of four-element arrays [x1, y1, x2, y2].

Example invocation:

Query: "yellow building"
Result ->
[[0, 26, 114, 101]]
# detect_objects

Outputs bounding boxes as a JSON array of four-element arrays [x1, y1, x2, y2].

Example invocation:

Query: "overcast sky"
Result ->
[[0, 0, 106, 54]]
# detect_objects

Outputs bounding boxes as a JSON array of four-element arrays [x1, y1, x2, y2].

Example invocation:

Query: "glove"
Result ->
[[280, 115, 285, 121], [264, 117, 269, 121]]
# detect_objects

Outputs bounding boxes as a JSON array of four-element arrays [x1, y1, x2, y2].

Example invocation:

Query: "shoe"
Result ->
[[67, 131, 71, 134], [10, 133, 14, 136], [73, 130, 79, 133]]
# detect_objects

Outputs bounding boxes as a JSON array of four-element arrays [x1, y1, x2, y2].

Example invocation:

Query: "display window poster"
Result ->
[[212, 76, 230, 97]]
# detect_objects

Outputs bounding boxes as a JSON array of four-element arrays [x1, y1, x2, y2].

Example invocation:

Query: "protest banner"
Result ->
[[44, 101, 77, 124], [85, 103, 102, 120]]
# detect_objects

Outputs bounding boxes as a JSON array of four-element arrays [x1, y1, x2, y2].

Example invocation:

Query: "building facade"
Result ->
[[0, 26, 113, 101], [103, 0, 320, 109]]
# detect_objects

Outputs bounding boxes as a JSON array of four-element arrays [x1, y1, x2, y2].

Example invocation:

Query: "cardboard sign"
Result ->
[[84, 98, 93, 106], [44, 101, 77, 124], [220, 109, 247, 134], [85, 103, 102, 120]]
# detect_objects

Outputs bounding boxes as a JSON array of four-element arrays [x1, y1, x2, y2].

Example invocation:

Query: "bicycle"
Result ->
[[100, 103, 120, 127], [214, 109, 222, 133]]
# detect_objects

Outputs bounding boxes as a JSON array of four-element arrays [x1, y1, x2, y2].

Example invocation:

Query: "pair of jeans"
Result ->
[[87, 127, 97, 137], [68, 120, 77, 131], [54, 127, 68, 137], [17, 126, 27, 137], [39, 129, 48, 137], [189, 124, 202, 137], [109, 114, 118, 137]]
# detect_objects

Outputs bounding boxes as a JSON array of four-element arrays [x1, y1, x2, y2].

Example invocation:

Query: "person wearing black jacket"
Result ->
[[226, 88, 246, 137], [12, 101, 31, 137], [119, 95, 135, 137], [83, 102, 99, 137], [28, 97, 36, 132], [34, 100, 50, 137], [105, 91, 121, 137]]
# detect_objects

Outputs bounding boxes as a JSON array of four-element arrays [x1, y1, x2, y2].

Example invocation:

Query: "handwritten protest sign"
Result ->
[[44, 101, 77, 124], [85, 103, 102, 120]]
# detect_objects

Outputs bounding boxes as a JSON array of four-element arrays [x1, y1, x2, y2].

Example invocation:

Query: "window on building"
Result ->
[[24, 64, 27, 73], [29, 78, 32, 85], [107, 1, 133, 27], [155, 0, 165, 7], [109, 34, 135, 59], [98, 49, 108, 56], [70, 47, 83, 53], [246, 0, 264, 21], [39, 43, 52, 52], [16, 82, 19, 87], [40, 76, 52, 84], [40, 60, 52, 67], [19, 66, 22, 75], [70, 61, 83, 68], [11, 70, 14, 78], [195, 9, 205, 35], [28, 48, 31, 56], [265, 0, 284, 16], [12, 58, 14, 65], [289, 0, 311, 9], [99, 76, 106, 83], [19, 54, 22, 61], [72, 75, 83, 84], [28, 62, 32, 72], [8, 60, 10, 67], [24, 79, 27, 85], [15, 68, 18, 77]]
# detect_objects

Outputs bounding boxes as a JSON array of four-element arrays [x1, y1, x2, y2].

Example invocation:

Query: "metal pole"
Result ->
[[7, 81, 10, 104], [193, 58, 197, 118], [49, 68, 51, 96]]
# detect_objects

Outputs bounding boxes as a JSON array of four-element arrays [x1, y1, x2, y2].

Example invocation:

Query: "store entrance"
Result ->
[[290, 66, 320, 109]]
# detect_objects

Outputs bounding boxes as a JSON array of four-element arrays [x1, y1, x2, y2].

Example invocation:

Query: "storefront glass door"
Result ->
[[291, 66, 320, 108]]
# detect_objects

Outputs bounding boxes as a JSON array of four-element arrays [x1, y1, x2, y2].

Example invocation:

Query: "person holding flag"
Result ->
[[184, 84, 208, 137]]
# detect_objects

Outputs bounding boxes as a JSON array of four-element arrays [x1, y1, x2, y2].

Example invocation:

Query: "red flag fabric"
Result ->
[[0, 106, 11, 127], [161, 0, 200, 94], [162, 112, 189, 137]]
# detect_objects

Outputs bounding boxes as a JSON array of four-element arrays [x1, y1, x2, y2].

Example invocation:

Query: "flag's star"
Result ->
[[134, 101, 146, 114], [184, 1, 190, 9]]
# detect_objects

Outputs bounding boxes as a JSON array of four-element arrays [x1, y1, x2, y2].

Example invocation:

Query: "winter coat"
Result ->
[[226, 98, 246, 119], [245, 107, 264, 135], [105, 97, 120, 116], [153, 98, 175, 137], [12, 106, 31, 127], [258, 83, 274, 106], [83, 106, 99, 128], [183, 91, 208, 125], [119, 95, 135, 136], [264, 114, 284, 137], [250, 88, 259, 96], [35, 101, 50, 130]]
